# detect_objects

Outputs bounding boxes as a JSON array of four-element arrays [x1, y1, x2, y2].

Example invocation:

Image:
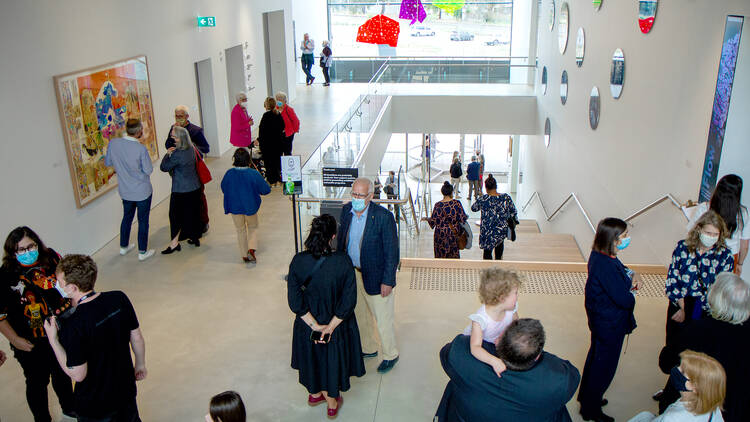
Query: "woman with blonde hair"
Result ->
[[630, 350, 726, 421]]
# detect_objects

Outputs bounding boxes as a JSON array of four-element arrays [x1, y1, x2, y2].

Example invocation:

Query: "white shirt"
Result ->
[[462, 303, 517, 343], [685, 202, 749, 255], [627, 399, 723, 422]]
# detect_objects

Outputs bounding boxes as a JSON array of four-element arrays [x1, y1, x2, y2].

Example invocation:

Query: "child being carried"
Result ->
[[462, 267, 521, 377]]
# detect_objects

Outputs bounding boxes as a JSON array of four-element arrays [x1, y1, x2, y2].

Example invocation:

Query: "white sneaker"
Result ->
[[120, 244, 135, 255], [138, 249, 155, 261]]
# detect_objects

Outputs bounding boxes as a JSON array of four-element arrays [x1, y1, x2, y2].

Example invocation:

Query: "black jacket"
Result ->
[[437, 335, 580, 422], [450, 162, 463, 178], [165, 122, 210, 155], [584, 251, 636, 339]]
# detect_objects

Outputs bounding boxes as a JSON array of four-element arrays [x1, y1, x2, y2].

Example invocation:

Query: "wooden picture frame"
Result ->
[[53, 55, 159, 208]]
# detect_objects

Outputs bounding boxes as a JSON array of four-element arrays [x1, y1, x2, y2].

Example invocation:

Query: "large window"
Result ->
[[328, 1, 513, 57]]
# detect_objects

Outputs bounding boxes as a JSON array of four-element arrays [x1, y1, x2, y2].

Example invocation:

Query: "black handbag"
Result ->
[[506, 215, 519, 242]]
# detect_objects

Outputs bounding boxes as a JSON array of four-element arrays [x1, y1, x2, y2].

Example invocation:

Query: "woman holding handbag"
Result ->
[[287, 214, 365, 419], [422, 182, 468, 258], [160, 125, 204, 254], [471, 174, 517, 260]]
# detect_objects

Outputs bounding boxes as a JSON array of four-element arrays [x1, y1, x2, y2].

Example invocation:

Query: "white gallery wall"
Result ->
[[0, 0, 295, 255], [292, 0, 330, 84], [523, 0, 750, 265]]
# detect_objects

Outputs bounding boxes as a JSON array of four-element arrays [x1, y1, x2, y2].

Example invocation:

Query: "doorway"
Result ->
[[224, 44, 246, 109], [263, 10, 289, 97], [194, 58, 220, 157]]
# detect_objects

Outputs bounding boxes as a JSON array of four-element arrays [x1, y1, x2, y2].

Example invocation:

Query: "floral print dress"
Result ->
[[471, 193, 517, 250], [427, 200, 467, 258], [665, 239, 734, 313]]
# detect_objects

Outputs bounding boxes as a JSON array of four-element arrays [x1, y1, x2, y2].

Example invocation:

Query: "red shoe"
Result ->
[[247, 249, 257, 263], [308, 394, 325, 406], [327, 396, 343, 419]]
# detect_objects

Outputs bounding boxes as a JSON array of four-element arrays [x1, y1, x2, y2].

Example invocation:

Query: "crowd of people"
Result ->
[[0, 92, 747, 422]]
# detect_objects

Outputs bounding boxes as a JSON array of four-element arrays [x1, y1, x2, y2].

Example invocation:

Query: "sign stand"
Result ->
[[291, 193, 299, 253]]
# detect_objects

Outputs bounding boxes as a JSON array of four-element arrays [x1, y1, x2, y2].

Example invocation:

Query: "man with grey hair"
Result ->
[[466, 155, 481, 201], [105, 118, 155, 261], [337, 177, 400, 373], [165, 105, 210, 231], [658, 272, 750, 419]]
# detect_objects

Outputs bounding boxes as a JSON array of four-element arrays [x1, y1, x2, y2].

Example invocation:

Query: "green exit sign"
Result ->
[[197, 16, 216, 27]]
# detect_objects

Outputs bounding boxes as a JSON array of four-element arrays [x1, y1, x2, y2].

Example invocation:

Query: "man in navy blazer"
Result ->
[[337, 177, 400, 373], [436, 319, 580, 422]]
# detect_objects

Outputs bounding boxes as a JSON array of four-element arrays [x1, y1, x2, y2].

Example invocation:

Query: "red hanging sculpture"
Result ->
[[356, 14, 401, 47]]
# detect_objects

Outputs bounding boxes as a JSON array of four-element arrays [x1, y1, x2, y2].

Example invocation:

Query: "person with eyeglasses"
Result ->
[[337, 178, 400, 374], [0, 226, 75, 421]]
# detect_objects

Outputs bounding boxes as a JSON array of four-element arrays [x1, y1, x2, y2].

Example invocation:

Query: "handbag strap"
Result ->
[[301, 256, 327, 291]]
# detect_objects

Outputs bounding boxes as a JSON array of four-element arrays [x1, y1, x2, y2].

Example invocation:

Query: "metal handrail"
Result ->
[[296, 197, 408, 205], [625, 194, 688, 223], [332, 56, 532, 61], [522, 191, 689, 234]]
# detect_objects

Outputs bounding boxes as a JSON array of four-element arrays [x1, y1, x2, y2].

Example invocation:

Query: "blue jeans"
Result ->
[[301, 53, 314, 84], [121, 196, 152, 252]]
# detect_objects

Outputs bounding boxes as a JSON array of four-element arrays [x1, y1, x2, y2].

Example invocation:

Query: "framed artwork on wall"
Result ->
[[53, 55, 159, 208]]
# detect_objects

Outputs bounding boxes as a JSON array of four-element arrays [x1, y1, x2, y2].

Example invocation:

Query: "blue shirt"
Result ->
[[347, 206, 370, 268], [104, 136, 153, 201], [220, 167, 271, 215]]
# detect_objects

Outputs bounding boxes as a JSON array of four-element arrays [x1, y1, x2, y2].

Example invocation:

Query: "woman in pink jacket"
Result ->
[[275, 91, 299, 156], [230, 92, 254, 148]]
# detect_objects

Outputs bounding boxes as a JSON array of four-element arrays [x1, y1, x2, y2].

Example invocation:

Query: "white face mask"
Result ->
[[55, 281, 69, 298], [239, 100, 247, 107], [699, 233, 718, 248]]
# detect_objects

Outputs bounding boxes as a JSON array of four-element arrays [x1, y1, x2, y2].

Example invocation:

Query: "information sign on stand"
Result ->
[[281, 155, 303, 195], [322, 167, 359, 187]]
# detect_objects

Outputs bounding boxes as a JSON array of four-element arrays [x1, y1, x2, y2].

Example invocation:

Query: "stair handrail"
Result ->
[[522, 191, 689, 234]]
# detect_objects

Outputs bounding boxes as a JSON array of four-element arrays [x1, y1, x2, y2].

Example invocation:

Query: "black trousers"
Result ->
[[14, 342, 74, 422], [577, 333, 625, 416], [168, 189, 202, 242], [322, 66, 330, 84], [482, 241, 504, 260], [281, 134, 294, 156], [77, 397, 141, 422]]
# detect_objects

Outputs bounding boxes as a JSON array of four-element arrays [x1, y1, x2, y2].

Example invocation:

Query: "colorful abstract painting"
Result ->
[[638, 0, 657, 34], [54, 56, 159, 208]]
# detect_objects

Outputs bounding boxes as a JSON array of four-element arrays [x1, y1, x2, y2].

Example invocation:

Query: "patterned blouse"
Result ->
[[471, 193, 517, 250], [665, 240, 734, 312]]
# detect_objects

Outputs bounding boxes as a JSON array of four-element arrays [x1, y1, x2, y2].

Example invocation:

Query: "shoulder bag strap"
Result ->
[[301, 256, 327, 291]]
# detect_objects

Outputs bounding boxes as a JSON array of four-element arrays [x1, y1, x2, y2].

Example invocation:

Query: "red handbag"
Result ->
[[194, 147, 212, 184]]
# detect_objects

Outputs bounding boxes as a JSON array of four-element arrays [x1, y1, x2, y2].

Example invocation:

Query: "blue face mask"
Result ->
[[352, 198, 367, 212], [276, 101, 284, 108], [16, 250, 39, 266], [616, 237, 631, 250], [669, 366, 690, 392]]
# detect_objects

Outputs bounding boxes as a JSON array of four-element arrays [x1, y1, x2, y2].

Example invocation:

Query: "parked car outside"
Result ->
[[411, 26, 436, 37], [450, 31, 475, 41], [485, 38, 509, 46]]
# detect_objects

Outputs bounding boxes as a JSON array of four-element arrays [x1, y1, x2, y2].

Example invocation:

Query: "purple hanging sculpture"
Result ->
[[400, 0, 426, 25]]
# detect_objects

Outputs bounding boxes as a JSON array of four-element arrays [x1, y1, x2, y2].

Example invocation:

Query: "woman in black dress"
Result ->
[[257, 97, 285, 186], [287, 214, 365, 419]]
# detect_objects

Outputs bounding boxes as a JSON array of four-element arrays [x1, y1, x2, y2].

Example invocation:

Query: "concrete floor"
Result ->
[[1, 83, 670, 421]]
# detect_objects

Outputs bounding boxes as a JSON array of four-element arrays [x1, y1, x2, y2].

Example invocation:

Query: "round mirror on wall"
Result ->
[[560, 71, 568, 105], [610, 48, 625, 99], [589, 87, 600, 130], [638, 0, 658, 34], [593, 0, 602, 11], [541, 66, 548, 94], [544, 118, 551, 148], [558, 3, 569, 54], [575, 28, 585, 67], [548, 0, 556, 31]]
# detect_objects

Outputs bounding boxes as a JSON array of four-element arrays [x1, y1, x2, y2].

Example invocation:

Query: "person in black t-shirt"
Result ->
[[0, 226, 75, 421], [44, 254, 147, 421]]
